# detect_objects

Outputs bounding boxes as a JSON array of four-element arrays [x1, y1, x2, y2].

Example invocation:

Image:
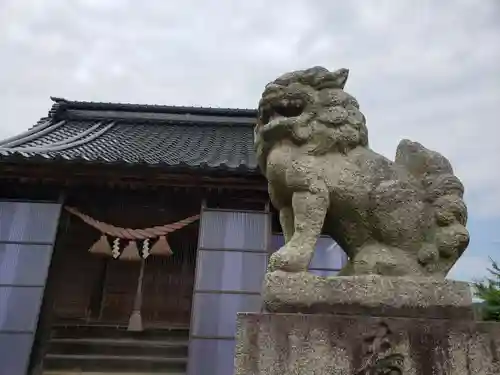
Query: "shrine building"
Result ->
[[0, 97, 347, 375]]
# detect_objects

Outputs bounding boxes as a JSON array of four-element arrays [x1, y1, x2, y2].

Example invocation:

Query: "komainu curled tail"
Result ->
[[395, 139, 470, 276]]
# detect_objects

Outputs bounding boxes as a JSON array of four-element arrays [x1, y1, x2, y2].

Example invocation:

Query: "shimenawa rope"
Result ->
[[64, 206, 200, 240]]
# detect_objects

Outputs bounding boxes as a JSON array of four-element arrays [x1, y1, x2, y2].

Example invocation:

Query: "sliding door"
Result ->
[[188, 209, 270, 375], [0, 201, 62, 375]]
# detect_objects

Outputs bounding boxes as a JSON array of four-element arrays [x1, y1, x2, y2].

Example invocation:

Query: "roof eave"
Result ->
[[0, 153, 262, 177]]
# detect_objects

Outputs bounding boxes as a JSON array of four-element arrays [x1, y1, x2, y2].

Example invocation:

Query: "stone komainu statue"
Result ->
[[255, 66, 469, 277]]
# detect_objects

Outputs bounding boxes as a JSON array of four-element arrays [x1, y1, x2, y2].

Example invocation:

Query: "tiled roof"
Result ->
[[0, 97, 259, 174]]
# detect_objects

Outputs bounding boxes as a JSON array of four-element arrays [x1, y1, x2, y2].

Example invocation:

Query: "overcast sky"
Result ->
[[1, 0, 499, 282]]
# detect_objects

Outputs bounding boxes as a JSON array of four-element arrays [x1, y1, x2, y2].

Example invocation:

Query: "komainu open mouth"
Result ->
[[259, 97, 306, 125]]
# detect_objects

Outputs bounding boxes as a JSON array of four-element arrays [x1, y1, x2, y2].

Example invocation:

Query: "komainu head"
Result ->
[[255, 66, 369, 165]]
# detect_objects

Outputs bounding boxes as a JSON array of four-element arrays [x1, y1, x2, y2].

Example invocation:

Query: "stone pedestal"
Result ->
[[235, 313, 499, 375], [234, 272, 500, 374], [263, 271, 474, 319]]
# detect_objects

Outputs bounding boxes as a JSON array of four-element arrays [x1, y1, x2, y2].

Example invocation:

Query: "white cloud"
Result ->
[[0, 0, 499, 217]]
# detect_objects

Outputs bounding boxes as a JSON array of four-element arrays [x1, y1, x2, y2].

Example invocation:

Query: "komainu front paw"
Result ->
[[268, 245, 312, 272]]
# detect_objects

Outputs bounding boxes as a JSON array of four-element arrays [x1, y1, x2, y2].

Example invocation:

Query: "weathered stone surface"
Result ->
[[235, 313, 500, 375], [263, 271, 474, 319], [254, 66, 469, 277]]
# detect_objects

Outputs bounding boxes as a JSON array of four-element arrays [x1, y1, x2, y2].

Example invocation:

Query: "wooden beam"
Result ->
[[0, 166, 267, 191]]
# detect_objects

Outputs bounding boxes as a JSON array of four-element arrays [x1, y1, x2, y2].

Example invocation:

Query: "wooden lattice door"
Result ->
[[98, 225, 198, 327]]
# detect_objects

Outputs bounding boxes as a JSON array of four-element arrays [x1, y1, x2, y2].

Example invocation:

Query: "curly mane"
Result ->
[[254, 67, 369, 170]]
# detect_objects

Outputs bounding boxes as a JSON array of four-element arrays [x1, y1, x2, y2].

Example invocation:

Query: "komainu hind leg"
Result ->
[[268, 189, 329, 272]]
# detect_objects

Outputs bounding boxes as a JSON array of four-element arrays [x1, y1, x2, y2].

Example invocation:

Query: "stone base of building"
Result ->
[[235, 312, 500, 375]]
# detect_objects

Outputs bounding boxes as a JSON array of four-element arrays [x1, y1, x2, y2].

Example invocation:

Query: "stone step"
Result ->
[[50, 324, 189, 341], [44, 354, 188, 373], [48, 338, 189, 357]]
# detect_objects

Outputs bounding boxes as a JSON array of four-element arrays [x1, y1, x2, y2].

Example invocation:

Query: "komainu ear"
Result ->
[[330, 68, 349, 89], [316, 68, 349, 90]]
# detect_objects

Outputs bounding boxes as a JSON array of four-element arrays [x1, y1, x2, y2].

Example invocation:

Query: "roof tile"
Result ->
[[0, 98, 260, 175]]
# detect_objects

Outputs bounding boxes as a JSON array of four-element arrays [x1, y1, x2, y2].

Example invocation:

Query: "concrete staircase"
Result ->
[[43, 324, 189, 374]]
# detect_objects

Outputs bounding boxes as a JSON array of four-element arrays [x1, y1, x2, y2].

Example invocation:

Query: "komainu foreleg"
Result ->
[[268, 183, 295, 243], [268, 188, 329, 272], [279, 207, 294, 243]]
